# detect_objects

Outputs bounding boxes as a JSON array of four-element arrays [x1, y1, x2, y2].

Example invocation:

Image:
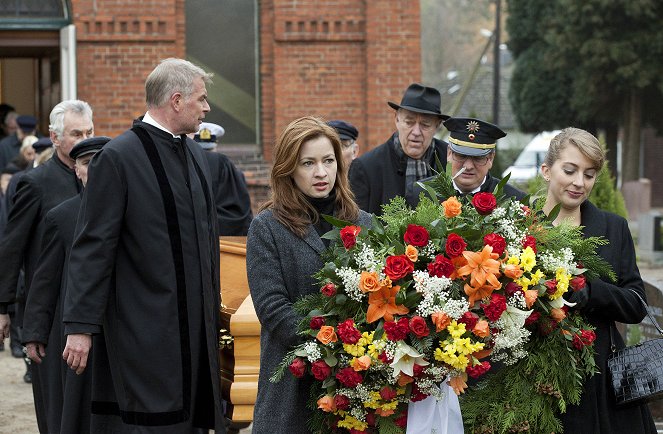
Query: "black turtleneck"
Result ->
[[306, 189, 337, 245]]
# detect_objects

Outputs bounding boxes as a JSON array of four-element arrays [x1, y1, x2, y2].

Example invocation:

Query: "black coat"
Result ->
[[63, 120, 225, 433], [348, 133, 448, 214], [203, 151, 253, 236], [559, 200, 656, 433], [22, 194, 93, 434]]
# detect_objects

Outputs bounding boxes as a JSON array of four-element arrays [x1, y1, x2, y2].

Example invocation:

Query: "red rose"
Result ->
[[334, 394, 350, 410], [409, 316, 430, 338], [573, 329, 596, 350], [522, 235, 537, 253], [544, 279, 557, 296], [383, 254, 414, 281], [412, 363, 425, 377], [321, 282, 336, 297], [394, 413, 408, 429], [524, 310, 540, 326], [427, 254, 455, 278], [483, 233, 506, 256], [404, 224, 430, 247], [336, 367, 363, 387], [466, 361, 491, 379], [538, 316, 558, 335], [378, 351, 393, 364], [365, 412, 377, 427], [309, 316, 325, 330], [458, 311, 479, 330], [379, 386, 398, 401], [481, 293, 507, 322], [384, 317, 409, 341], [445, 233, 467, 258], [570, 275, 586, 292], [288, 357, 306, 378], [337, 319, 361, 344], [311, 359, 332, 381], [340, 225, 361, 249], [472, 192, 497, 215], [504, 281, 522, 297], [410, 384, 428, 402]]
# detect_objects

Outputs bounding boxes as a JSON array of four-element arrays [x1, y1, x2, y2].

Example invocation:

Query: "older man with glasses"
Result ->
[[349, 83, 450, 214], [444, 117, 525, 199]]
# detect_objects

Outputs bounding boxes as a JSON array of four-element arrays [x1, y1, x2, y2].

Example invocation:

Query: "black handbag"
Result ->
[[607, 289, 663, 406]]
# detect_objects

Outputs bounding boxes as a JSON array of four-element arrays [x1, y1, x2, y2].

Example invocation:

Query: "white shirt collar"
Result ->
[[142, 112, 178, 138], [453, 176, 488, 195]]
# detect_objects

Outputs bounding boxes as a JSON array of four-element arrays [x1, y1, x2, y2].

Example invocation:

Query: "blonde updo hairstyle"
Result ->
[[544, 127, 605, 172]]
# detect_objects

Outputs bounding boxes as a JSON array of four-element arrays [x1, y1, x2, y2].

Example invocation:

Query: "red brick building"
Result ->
[[0, 0, 423, 209]]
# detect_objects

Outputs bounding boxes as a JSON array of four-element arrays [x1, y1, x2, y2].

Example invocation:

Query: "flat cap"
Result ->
[[32, 137, 52, 153], [16, 115, 37, 133], [69, 136, 111, 160], [327, 120, 359, 141]]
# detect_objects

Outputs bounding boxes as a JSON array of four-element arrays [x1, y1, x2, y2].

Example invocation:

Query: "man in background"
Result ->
[[327, 119, 359, 168]]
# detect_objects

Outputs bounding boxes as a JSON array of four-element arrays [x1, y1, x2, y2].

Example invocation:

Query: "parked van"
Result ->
[[502, 130, 560, 184]]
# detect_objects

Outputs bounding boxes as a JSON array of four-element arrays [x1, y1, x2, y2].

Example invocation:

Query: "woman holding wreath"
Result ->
[[540, 127, 656, 433], [247, 116, 371, 433]]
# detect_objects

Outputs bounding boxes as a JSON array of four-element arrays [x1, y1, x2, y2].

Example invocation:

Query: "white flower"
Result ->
[[390, 341, 429, 378]]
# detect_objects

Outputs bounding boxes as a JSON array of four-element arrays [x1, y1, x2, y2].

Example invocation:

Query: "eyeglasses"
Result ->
[[341, 140, 356, 149], [451, 151, 492, 167]]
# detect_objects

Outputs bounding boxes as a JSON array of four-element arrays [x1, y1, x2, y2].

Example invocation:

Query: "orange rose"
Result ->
[[550, 308, 566, 322], [431, 311, 451, 332], [503, 263, 523, 279], [523, 289, 538, 309], [352, 355, 372, 371], [317, 395, 336, 412], [316, 325, 338, 345], [472, 319, 490, 338], [442, 196, 462, 218], [405, 245, 419, 263], [397, 373, 414, 386], [359, 271, 381, 293], [376, 408, 395, 417], [472, 348, 493, 360]]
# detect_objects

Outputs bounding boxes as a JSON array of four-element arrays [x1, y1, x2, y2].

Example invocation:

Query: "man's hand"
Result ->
[[63, 334, 92, 375], [26, 342, 46, 364], [0, 313, 10, 341]]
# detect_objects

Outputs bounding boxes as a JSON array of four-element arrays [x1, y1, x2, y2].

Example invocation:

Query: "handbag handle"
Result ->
[[609, 289, 663, 353]]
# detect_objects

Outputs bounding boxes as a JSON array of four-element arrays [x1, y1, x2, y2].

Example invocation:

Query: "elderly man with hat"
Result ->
[[21, 136, 110, 434], [192, 122, 253, 236], [0, 114, 38, 172], [328, 119, 359, 168], [443, 117, 525, 199], [349, 83, 449, 214]]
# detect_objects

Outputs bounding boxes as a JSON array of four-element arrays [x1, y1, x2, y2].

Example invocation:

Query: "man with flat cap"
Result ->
[[443, 117, 525, 199], [328, 119, 359, 168], [193, 122, 253, 236], [22, 136, 110, 434], [349, 83, 449, 214]]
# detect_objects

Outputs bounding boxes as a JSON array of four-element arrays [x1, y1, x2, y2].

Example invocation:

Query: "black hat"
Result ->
[[327, 120, 358, 141], [444, 117, 506, 157], [69, 136, 111, 160], [388, 83, 449, 120], [32, 137, 52, 154], [16, 115, 37, 133]]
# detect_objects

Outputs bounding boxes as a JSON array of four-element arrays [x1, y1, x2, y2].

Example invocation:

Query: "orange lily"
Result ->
[[367, 285, 409, 323], [450, 256, 468, 280], [464, 283, 498, 306], [457, 245, 502, 289], [448, 372, 468, 395]]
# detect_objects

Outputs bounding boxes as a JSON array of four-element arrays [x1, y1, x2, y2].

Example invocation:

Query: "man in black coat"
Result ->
[[62, 58, 225, 433], [193, 122, 253, 235], [22, 136, 110, 434], [0, 114, 38, 171], [441, 117, 525, 200], [349, 83, 450, 214], [0, 100, 93, 433]]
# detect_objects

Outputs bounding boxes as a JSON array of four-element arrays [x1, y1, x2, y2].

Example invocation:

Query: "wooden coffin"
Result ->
[[218, 236, 260, 423]]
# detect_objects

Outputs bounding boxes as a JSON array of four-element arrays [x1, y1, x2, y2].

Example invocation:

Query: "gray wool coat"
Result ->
[[247, 208, 372, 434]]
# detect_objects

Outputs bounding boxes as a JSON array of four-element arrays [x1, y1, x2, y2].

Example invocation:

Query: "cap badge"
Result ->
[[199, 128, 212, 140], [466, 120, 480, 140]]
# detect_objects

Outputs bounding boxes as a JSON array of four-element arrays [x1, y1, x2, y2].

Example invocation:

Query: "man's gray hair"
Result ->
[[145, 58, 213, 108], [49, 100, 93, 139]]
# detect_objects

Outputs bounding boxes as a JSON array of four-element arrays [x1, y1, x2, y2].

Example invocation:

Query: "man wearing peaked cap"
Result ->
[[32, 137, 53, 154], [0, 115, 39, 172], [444, 117, 525, 199], [349, 83, 450, 214], [192, 122, 253, 236], [22, 135, 109, 434], [327, 119, 359, 168]]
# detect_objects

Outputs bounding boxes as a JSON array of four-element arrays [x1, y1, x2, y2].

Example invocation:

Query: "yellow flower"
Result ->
[[529, 269, 545, 286], [343, 342, 366, 357], [367, 338, 386, 359], [337, 415, 368, 431], [516, 275, 531, 291], [447, 320, 467, 339], [549, 268, 570, 299], [507, 256, 520, 266], [520, 247, 536, 272]]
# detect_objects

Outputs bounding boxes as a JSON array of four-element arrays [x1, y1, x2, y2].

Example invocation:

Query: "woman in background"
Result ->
[[247, 116, 371, 434], [540, 127, 656, 434]]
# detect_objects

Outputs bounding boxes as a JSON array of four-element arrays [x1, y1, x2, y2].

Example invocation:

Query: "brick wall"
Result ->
[[71, 0, 186, 137]]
